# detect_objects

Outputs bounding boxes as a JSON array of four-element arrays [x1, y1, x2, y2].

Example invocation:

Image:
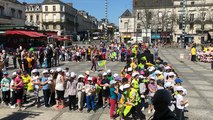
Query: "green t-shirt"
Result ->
[[1, 78, 11, 92], [108, 76, 114, 81]]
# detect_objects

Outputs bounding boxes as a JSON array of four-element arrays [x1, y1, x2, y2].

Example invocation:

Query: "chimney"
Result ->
[[67, 3, 73, 7]]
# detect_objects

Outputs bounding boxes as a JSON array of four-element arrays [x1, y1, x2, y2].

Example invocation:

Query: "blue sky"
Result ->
[[20, 0, 132, 25]]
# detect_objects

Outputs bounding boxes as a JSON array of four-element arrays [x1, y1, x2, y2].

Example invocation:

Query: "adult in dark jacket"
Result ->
[[46, 46, 53, 68], [141, 49, 155, 64], [150, 89, 177, 120]]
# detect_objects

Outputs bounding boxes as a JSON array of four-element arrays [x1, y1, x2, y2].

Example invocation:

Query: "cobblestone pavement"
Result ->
[[0, 48, 213, 120], [159, 48, 213, 120]]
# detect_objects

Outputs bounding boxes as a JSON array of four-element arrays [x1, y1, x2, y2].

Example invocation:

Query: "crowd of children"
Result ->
[[0, 46, 189, 120]]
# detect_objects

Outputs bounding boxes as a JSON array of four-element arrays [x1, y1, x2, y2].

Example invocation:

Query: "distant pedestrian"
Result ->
[[90, 56, 97, 72], [190, 45, 196, 62]]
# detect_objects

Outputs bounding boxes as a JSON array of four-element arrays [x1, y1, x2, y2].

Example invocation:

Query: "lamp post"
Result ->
[[181, 0, 186, 48]]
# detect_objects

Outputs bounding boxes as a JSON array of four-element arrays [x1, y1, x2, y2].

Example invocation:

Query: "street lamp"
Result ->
[[181, 0, 186, 48]]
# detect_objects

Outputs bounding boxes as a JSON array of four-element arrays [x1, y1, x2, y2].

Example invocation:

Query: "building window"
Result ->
[[61, 25, 64, 30], [36, 6, 40, 11], [190, 23, 194, 30], [18, 11, 22, 19], [201, 24, 205, 30], [53, 6, 56, 11], [201, 12, 206, 21], [60, 6, 64, 11], [191, 2, 195, 5], [180, 2, 183, 5], [124, 22, 128, 29], [137, 23, 141, 29], [179, 22, 183, 30], [53, 25, 57, 29], [30, 15, 33, 21], [0, 7, 4, 16], [36, 15, 39, 21], [61, 14, 65, 20], [137, 11, 141, 20], [11, 8, 15, 17], [45, 14, 48, 22], [179, 15, 183, 22], [190, 14, 194, 21], [53, 14, 56, 22], [46, 25, 49, 29], [45, 6, 48, 11]]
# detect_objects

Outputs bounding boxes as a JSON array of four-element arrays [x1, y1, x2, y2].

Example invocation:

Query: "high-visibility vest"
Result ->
[[132, 79, 139, 90], [128, 88, 141, 106]]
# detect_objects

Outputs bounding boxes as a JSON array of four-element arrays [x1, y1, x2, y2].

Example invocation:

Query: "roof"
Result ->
[[42, 0, 64, 4], [120, 9, 132, 18], [133, 0, 174, 9], [3, 0, 22, 5]]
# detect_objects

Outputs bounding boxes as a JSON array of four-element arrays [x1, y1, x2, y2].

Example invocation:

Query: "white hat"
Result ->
[[50, 69, 55, 73], [2, 50, 5, 53], [88, 77, 92, 81], [132, 72, 139, 77], [32, 69, 39, 73], [12, 72, 16, 77], [42, 70, 48, 74], [78, 74, 84, 79], [12, 72, 17, 76], [48, 77, 52, 81], [70, 72, 76, 78], [103, 72, 107, 76], [119, 85, 124, 91], [85, 71, 90, 75], [65, 72, 70, 77], [165, 66, 171, 70], [127, 67, 132, 72], [110, 80, 116, 85], [168, 72, 176, 76], [150, 76, 156, 80], [113, 73, 119, 78], [139, 75, 145, 79], [155, 70, 162, 74], [107, 69, 111, 73], [164, 82, 172, 88], [176, 86, 185, 91], [56, 67, 63, 72], [123, 84, 130, 89], [148, 67, 155, 72]]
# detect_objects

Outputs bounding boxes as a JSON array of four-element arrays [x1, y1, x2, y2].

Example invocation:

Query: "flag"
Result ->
[[98, 60, 106, 67]]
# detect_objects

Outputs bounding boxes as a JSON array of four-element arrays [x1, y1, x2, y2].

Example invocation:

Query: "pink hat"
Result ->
[[140, 70, 145, 75]]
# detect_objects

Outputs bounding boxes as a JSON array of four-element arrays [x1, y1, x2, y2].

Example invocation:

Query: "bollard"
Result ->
[[180, 53, 184, 62]]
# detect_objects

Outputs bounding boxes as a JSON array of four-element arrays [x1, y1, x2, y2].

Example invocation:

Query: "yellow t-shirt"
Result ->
[[26, 57, 33, 68], [191, 48, 196, 55], [22, 75, 31, 89]]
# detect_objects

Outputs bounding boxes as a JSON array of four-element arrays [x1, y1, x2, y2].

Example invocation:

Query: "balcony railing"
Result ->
[[43, 19, 65, 23], [0, 15, 11, 19]]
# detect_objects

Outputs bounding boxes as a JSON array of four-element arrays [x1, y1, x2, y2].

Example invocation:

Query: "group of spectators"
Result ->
[[0, 42, 189, 120], [190, 43, 213, 70]]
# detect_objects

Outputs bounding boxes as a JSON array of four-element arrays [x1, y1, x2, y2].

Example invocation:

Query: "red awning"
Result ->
[[28, 31, 46, 37], [5, 30, 45, 38], [45, 31, 57, 36], [58, 37, 69, 41]]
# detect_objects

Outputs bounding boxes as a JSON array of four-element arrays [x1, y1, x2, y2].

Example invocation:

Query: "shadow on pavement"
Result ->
[[1, 111, 43, 120]]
